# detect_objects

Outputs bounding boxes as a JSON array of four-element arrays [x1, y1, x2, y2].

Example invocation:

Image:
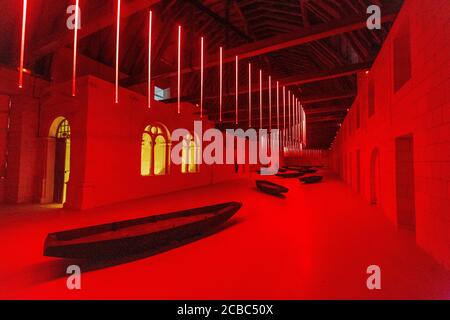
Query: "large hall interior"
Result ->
[[0, 0, 449, 299]]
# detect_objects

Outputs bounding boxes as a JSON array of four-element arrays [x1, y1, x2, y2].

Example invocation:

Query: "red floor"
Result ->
[[0, 171, 449, 300]]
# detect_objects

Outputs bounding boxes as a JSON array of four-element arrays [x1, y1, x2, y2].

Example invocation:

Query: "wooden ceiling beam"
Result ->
[[159, 61, 368, 103], [185, 0, 253, 42], [122, 7, 398, 86], [29, 0, 161, 63]]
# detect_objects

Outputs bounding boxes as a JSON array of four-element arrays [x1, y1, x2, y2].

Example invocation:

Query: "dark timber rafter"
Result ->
[[185, 0, 253, 42], [121, 7, 398, 87], [29, 0, 161, 63]]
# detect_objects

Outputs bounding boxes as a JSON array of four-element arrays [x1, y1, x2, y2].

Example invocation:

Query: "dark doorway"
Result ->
[[395, 135, 416, 231], [53, 138, 66, 203], [370, 148, 380, 205], [356, 150, 361, 193]]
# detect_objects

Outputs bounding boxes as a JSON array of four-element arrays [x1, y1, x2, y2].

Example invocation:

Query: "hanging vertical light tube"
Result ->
[[303, 108, 307, 146], [268, 76, 272, 130], [283, 86, 286, 148], [283, 86, 286, 138], [259, 70, 263, 129], [288, 91, 291, 142], [295, 99, 298, 143], [147, 10, 153, 108], [299, 103, 302, 145], [297, 101, 300, 145], [294, 95, 297, 144], [219, 46, 223, 122], [200, 36, 204, 118], [177, 25, 182, 114], [19, 0, 28, 89], [115, 0, 121, 103], [276, 81, 280, 130], [300, 103, 303, 144], [235, 56, 239, 125], [300, 106, 303, 146], [72, 0, 80, 97], [248, 63, 252, 127], [292, 93, 295, 142]]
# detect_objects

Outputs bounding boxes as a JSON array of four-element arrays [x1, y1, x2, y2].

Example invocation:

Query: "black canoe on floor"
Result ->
[[256, 180, 289, 195], [284, 167, 317, 175], [299, 176, 324, 184], [301, 169, 318, 174], [276, 171, 304, 178], [44, 202, 242, 259]]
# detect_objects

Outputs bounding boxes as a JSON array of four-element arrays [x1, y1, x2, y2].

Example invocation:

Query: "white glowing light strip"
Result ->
[[283, 86, 286, 129], [200, 36, 204, 118], [268, 76, 272, 130], [177, 25, 182, 114], [72, 0, 80, 97], [283, 86, 286, 147], [276, 81, 280, 129], [248, 63, 252, 127], [115, 0, 121, 103], [259, 70, 262, 128], [19, 0, 28, 89], [288, 91, 291, 141], [235, 55, 239, 125], [148, 10, 152, 108], [219, 47, 223, 122]]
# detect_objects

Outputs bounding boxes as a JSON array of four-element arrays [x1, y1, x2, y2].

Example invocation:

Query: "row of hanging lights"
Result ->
[[17, 0, 306, 147]]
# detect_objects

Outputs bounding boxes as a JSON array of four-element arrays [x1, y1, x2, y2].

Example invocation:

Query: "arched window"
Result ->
[[182, 134, 200, 173], [141, 124, 169, 176], [56, 119, 71, 139], [141, 133, 152, 176], [154, 135, 167, 175]]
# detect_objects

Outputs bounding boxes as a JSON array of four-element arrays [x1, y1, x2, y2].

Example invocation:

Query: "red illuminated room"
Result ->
[[0, 0, 449, 301]]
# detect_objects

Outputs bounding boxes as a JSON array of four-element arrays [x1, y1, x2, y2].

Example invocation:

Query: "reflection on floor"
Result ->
[[0, 171, 449, 299]]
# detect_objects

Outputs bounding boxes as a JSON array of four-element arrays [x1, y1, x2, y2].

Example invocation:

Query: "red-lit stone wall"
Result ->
[[330, 0, 450, 268]]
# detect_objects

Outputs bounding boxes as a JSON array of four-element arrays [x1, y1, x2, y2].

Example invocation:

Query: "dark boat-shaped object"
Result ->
[[256, 180, 289, 195], [276, 171, 304, 178], [300, 176, 324, 184], [285, 166, 313, 171], [300, 169, 318, 174], [44, 202, 242, 259]]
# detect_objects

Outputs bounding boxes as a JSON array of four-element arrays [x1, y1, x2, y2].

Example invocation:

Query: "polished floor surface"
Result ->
[[0, 171, 449, 299]]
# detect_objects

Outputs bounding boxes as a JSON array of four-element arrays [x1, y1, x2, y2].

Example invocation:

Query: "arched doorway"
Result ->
[[49, 118, 71, 204], [370, 148, 380, 205]]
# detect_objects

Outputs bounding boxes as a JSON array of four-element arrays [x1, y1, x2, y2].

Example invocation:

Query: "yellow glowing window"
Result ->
[[140, 125, 169, 176], [182, 135, 199, 174], [141, 133, 152, 176], [154, 135, 167, 175]]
